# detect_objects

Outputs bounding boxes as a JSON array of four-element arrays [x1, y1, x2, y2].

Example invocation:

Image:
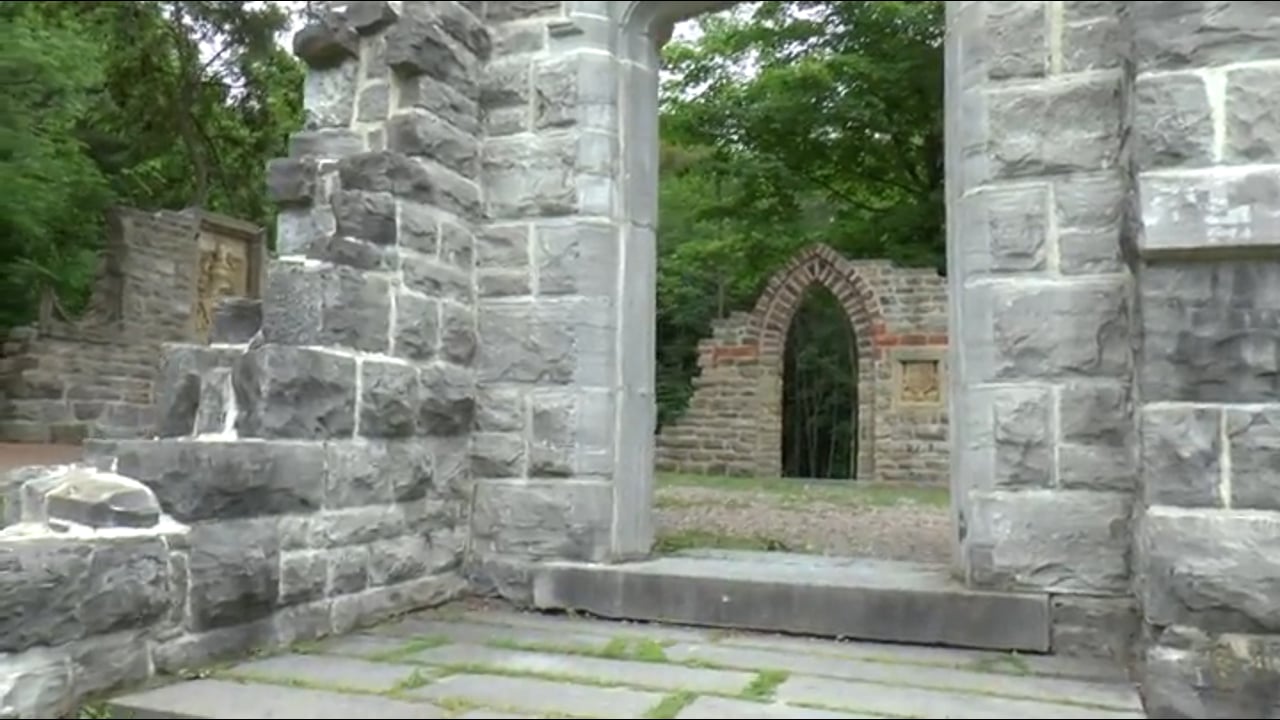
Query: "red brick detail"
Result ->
[[711, 344, 759, 366], [749, 244, 885, 366]]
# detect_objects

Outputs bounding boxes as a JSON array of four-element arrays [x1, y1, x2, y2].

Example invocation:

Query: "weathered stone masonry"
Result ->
[[0, 209, 264, 444], [5, 3, 1280, 718], [654, 244, 950, 484]]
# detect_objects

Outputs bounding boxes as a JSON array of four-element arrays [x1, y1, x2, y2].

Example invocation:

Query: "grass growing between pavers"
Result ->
[[643, 691, 698, 719], [740, 669, 790, 701]]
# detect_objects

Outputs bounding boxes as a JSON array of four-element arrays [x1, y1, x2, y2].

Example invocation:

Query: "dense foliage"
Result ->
[[656, 1, 944, 476], [0, 0, 943, 478], [0, 1, 304, 329]]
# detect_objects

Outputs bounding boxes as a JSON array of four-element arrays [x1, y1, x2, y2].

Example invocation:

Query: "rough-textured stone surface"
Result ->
[[12, 5, 1280, 718], [655, 245, 949, 483], [0, 209, 265, 443], [533, 551, 1053, 653]]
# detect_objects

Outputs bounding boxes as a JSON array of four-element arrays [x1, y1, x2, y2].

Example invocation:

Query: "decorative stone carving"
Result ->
[[900, 359, 941, 404]]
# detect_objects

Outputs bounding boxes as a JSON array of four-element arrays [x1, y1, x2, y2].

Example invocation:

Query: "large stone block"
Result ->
[[956, 184, 1049, 276], [535, 220, 619, 296], [1141, 508, 1280, 633], [398, 74, 480, 137], [1138, 169, 1280, 256], [385, 5, 481, 97], [332, 190, 397, 246], [477, 303, 575, 384], [233, 346, 357, 440], [1224, 65, 1280, 163], [1141, 405, 1221, 508], [392, 290, 439, 362], [987, 74, 1122, 180], [967, 489, 1131, 593], [262, 261, 391, 354], [186, 518, 281, 631], [483, 134, 578, 219], [471, 432, 526, 478], [1132, 2, 1280, 71], [386, 110, 480, 180], [401, 252, 473, 303], [982, 0, 1047, 80], [303, 62, 358, 129], [0, 537, 170, 653], [0, 646, 74, 719], [112, 439, 326, 523], [154, 345, 243, 437], [1225, 407, 1280, 512], [337, 151, 481, 220], [965, 278, 1131, 382], [418, 361, 476, 436], [1133, 72, 1213, 169], [982, 386, 1054, 489], [1140, 260, 1280, 403], [325, 439, 435, 508], [358, 359, 420, 438], [532, 52, 617, 130], [469, 480, 612, 561], [1058, 380, 1134, 492], [1144, 627, 1280, 718]]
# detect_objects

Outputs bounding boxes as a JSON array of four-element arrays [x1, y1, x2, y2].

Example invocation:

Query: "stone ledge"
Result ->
[[531, 550, 1052, 652], [1138, 166, 1280, 258]]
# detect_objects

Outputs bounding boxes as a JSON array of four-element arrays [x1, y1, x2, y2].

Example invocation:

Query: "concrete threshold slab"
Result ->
[[531, 550, 1051, 653]]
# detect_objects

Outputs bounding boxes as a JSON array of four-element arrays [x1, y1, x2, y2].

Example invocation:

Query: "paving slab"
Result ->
[[663, 642, 1142, 710], [404, 673, 666, 717], [454, 608, 714, 644], [675, 696, 871, 719], [775, 674, 1147, 719], [410, 643, 757, 694], [108, 678, 446, 719], [714, 629, 1122, 681], [221, 653, 424, 692], [103, 606, 1145, 719], [368, 616, 617, 652], [532, 551, 1052, 652]]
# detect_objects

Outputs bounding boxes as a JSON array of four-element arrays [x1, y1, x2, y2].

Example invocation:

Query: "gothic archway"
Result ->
[[750, 245, 884, 479]]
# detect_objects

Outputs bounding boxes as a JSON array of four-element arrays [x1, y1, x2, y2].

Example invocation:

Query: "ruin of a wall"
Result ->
[[0, 208, 266, 444], [655, 245, 949, 484], [3, 3, 1279, 718]]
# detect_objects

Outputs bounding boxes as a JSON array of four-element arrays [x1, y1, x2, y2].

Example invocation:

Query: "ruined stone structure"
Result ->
[[3, 2, 1280, 718], [654, 244, 949, 483], [0, 208, 266, 444]]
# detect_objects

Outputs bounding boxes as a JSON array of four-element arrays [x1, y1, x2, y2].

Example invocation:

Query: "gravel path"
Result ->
[[654, 481, 954, 564]]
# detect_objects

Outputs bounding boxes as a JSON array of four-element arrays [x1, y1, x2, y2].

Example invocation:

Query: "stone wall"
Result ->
[[1125, 3, 1280, 716], [0, 2, 488, 714], [654, 245, 949, 483], [0, 208, 264, 444]]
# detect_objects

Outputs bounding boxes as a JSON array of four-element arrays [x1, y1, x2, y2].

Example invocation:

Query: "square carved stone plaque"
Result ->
[[899, 358, 941, 404]]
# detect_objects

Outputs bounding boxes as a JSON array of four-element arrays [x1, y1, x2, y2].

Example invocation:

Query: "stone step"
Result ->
[[531, 550, 1051, 653]]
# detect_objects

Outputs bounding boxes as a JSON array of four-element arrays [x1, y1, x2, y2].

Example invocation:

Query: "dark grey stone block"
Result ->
[[532, 551, 1052, 653], [210, 298, 263, 345], [112, 438, 326, 523], [0, 536, 169, 653], [233, 345, 358, 440]]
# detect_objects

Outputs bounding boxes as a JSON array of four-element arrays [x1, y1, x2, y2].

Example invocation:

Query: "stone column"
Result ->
[[86, 1, 486, 664], [1127, 2, 1280, 716], [945, 0, 1139, 657], [468, 0, 665, 581]]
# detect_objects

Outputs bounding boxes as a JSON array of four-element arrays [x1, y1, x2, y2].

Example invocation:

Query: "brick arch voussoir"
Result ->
[[749, 244, 885, 366]]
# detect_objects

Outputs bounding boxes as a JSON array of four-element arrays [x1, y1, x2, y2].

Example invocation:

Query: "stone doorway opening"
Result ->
[[642, 4, 953, 568], [780, 284, 859, 481]]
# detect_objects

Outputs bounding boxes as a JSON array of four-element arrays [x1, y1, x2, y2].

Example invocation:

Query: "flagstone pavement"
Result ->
[[107, 603, 1147, 719]]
